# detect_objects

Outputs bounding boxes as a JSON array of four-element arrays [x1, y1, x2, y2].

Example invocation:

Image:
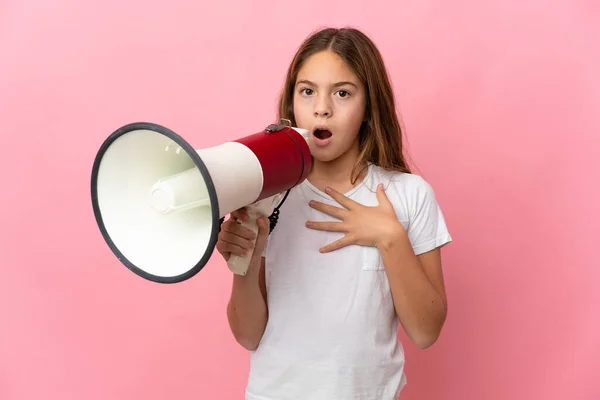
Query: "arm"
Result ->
[[304, 180, 451, 349], [378, 229, 448, 349], [226, 256, 268, 351], [218, 211, 270, 351]]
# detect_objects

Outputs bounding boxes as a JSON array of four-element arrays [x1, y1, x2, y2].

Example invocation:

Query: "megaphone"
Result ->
[[91, 120, 312, 283]]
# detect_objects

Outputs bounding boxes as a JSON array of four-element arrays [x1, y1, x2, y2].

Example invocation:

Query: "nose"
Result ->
[[314, 95, 332, 117]]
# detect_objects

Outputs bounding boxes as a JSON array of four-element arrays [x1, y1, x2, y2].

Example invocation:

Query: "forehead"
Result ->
[[296, 50, 360, 85]]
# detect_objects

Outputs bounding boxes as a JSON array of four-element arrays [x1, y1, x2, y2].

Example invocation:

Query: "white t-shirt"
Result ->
[[245, 163, 452, 400]]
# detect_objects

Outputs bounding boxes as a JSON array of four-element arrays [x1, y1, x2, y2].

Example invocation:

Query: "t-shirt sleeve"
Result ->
[[405, 176, 452, 255]]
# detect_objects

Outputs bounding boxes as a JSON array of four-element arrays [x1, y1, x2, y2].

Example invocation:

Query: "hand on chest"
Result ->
[[269, 187, 392, 268]]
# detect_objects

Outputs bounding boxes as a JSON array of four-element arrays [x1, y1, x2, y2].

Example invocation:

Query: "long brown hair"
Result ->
[[277, 27, 412, 183]]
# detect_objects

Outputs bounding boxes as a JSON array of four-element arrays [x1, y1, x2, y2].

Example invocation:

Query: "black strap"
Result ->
[[267, 189, 291, 233]]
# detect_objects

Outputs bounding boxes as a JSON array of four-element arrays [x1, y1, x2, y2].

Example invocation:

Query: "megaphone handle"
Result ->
[[227, 213, 261, 275], [226, 194, 283, 275]]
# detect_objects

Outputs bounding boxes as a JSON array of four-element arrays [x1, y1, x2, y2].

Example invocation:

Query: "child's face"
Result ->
[[293, 50, 366, 164]]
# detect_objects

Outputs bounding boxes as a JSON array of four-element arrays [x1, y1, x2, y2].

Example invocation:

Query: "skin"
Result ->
[[220, 49, 448, 350], [293, 49, 368, 194]]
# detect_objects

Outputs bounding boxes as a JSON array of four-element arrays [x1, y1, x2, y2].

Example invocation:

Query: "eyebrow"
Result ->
[[296, 79, 358, 89]]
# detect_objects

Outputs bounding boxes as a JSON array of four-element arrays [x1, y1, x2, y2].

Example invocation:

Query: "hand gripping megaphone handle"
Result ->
[[226, 192, 285, 275]]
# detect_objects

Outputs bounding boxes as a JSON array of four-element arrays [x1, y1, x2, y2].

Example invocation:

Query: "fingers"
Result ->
[[252, 217, 270, 254], [324, 187, 357, 210], [319, 235, 354, 253], [219, 229, 255, 251], [305, 220, 346, 232], [375, 183, 392, 208], [216, 212, 271, 262], [215, 240, 243, 259], [216, 210, 256, 260], [230, 208, 248, 222], [216, 232, 253, 259], [309, 200, 348, 220], [221, 216, 256, 240], [256, 216, 270, 238]]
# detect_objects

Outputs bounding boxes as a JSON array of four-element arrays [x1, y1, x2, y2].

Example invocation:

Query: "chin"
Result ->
[[312, 155, 336, 163], [310, 149, 342, 163], [309, 143, 355, 164]]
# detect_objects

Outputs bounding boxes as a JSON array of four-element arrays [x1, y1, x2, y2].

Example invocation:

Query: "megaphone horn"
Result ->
[[91, 121, 312, 283]]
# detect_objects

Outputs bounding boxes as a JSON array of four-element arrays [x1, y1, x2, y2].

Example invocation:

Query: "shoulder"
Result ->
[[369, 165, 437, 208], [370, 164, 430, 188], [369, 165, 452, 253]]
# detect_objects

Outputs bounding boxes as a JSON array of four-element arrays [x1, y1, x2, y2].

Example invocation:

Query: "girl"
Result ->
[[217, 27, 452, 400]]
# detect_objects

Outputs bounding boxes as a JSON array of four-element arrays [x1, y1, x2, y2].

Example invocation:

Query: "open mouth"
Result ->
[[313, 129, 332, 140]]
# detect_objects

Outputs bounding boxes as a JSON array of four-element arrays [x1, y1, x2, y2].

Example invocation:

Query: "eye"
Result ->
[[300, 88, 314, 96], [336, 90, 350, 98]]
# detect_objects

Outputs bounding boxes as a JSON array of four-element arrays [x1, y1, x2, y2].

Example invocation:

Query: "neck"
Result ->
[[307, 143, 368, 193]]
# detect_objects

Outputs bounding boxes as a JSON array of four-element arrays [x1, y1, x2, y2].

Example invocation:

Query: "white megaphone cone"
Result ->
[[91, 121, 311, 283]]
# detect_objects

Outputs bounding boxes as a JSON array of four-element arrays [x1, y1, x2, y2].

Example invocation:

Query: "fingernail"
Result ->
[[325, 187, 331, 194], [378, 184, 383, 190]]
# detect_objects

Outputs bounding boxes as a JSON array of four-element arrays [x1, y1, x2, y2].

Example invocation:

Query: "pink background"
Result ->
[[1, 0, 598, 399]]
